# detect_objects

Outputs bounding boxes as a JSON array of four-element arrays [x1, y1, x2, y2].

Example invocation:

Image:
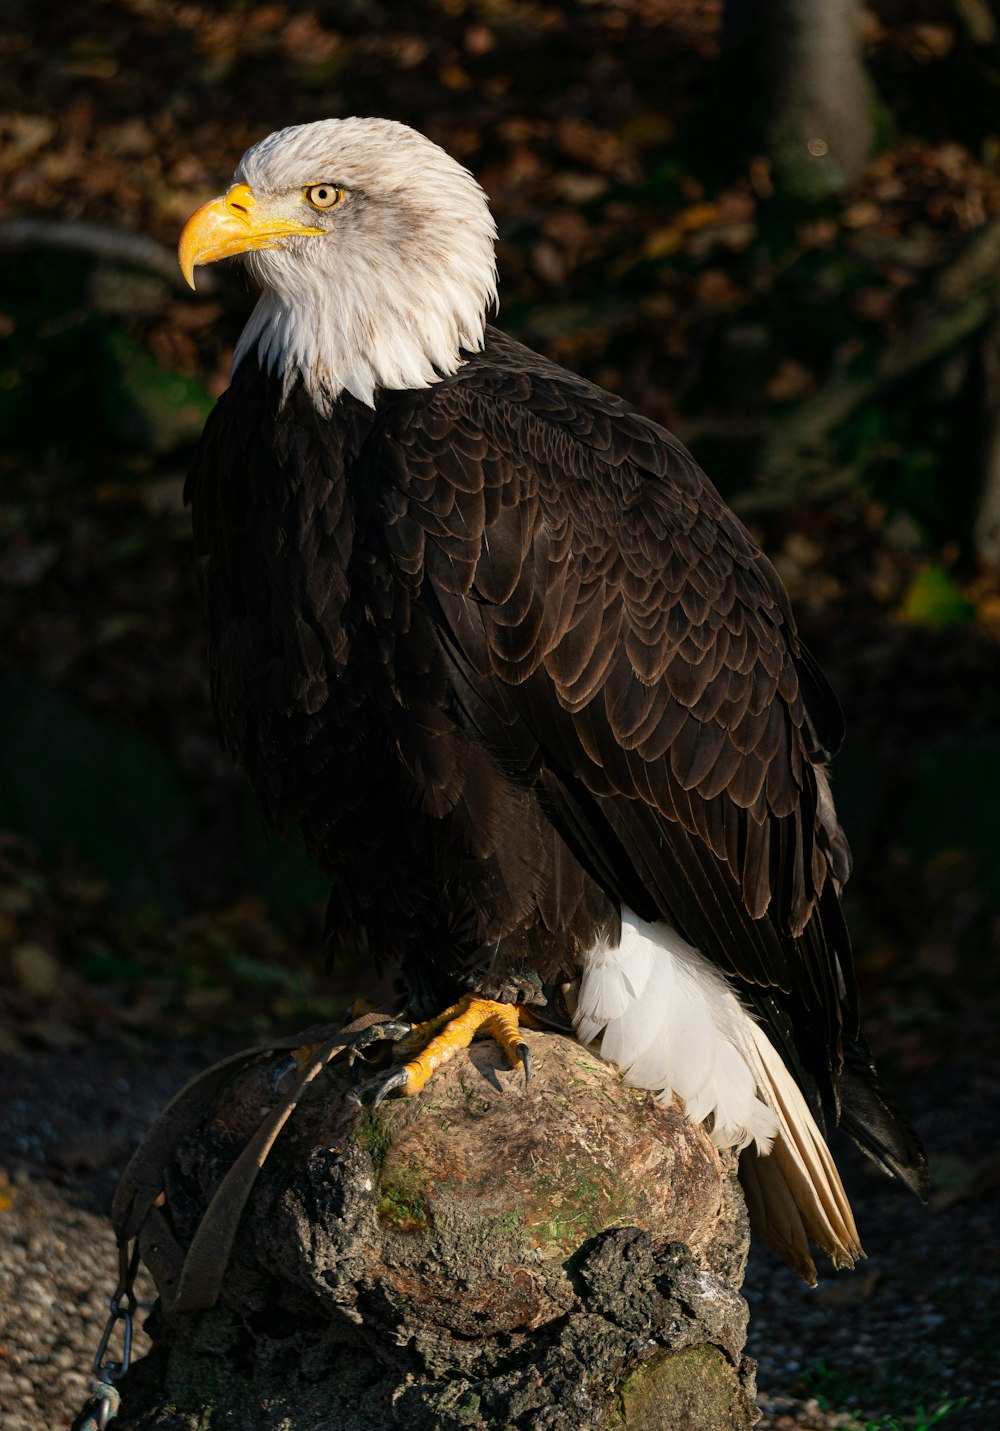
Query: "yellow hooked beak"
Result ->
[[178, 183, 326, 289]]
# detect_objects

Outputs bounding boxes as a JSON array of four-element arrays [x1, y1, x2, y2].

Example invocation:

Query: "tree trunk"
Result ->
[[112, 1028, 758, 1430], [725, 0, 874, 196]]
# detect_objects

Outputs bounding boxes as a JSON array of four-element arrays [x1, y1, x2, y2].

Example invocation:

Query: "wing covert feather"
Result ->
[[376, 331, 854, 1090]]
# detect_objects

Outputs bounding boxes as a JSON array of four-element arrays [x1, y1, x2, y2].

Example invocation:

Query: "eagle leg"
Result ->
[[349, 994, 531, 1106]]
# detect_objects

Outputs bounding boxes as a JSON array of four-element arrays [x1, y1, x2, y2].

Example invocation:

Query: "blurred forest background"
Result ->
[[1, 1, 999, 1427]]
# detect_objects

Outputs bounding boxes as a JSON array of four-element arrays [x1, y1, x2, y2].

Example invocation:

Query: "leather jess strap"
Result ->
[[111, 1009, 395, 1316]]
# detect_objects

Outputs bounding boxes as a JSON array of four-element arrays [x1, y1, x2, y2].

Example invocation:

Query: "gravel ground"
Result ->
[[0, 1046, 213, 1431], [0, 1040, 997, 1430]]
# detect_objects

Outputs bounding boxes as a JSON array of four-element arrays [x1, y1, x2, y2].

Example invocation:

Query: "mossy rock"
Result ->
[[609, 1346, 757, 1430], [118, 1025, 755, 1430]]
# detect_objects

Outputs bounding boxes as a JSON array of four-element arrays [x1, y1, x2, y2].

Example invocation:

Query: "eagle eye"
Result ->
[[306, 184, 344, 211]]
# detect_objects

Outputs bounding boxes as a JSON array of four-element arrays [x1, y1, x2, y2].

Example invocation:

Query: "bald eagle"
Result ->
[[179, 117, 925, 1283]]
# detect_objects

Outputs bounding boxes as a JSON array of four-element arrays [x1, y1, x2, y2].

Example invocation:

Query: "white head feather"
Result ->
[[231, 117, 499, 408]]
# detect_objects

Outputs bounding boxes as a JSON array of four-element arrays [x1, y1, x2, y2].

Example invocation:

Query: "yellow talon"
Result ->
[[482, 1005, 528, 1066], [399, 995, 529, 1096]]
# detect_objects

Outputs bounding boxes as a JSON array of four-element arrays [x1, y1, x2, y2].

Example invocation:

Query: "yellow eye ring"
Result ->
[[306, 184, 344, 210]]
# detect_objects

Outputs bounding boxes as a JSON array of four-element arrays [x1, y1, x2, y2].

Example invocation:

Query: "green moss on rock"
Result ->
[[376, 1162, 432, 1230], [608, 1346, 757, 1430]]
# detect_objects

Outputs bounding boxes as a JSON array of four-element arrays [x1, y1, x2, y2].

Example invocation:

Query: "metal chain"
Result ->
[[70, 1235, 140, 1430], [94, 1236, 140, 1380]]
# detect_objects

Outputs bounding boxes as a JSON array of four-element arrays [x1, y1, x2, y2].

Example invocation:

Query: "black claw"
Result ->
[[517, 1042, 532, 1085], [270, 1054, 297, 1093], [348, 1066, 411, 1109], [372, 1068, 410, 1107]]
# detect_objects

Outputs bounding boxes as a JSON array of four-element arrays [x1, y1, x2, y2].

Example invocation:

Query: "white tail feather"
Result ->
[[576, 911, 778, 1154], [575, 925, 655, 1041], [576, 909, 863, 1280]]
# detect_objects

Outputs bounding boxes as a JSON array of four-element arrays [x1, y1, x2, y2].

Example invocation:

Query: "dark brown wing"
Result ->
[[376, 329, 856, 1118]]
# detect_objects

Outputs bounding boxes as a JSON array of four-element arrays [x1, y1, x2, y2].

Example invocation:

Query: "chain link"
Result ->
[[71, 1235, 140, 1428], [94, 1237, 140, 1381]]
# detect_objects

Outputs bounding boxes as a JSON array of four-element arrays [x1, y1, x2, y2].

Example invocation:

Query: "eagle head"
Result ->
[[179, 117, 498, 407]]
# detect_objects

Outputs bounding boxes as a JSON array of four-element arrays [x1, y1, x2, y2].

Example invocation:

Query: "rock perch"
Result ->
[[114, 1026, 759, 1430]]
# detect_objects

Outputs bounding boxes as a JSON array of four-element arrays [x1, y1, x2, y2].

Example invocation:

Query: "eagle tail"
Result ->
[[740, 1020, 863, 1285], [575, 914, 892, 1284]]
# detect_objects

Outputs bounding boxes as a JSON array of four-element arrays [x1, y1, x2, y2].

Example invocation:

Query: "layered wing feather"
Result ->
[[376, 329, 856, 1120]]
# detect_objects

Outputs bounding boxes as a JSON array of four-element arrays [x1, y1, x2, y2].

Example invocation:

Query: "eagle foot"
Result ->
[[272, 1019, 414, 1093], [348, 994, 530, 1106], [345, 1020, 415, 1078], [271, 1039, 328, 1092]]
